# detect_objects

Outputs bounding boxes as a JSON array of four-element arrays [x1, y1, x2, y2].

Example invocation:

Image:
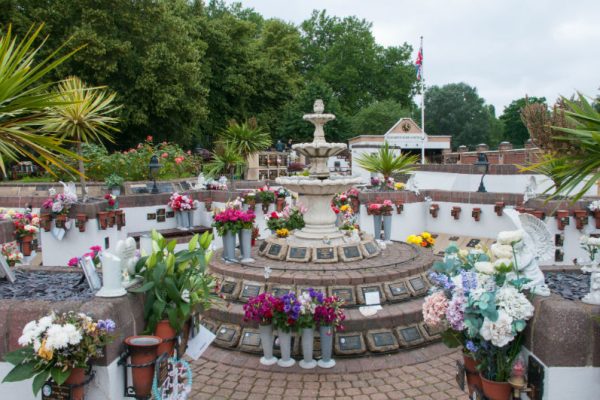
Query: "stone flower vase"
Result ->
[[19, 234, 34, 256], [240, 228, 254, 262], [176, 211, 186, 229], [222, 230, 236, 261], [259, 324, 278, 365], [276, 330, 295, 367], [185, 209, 194, 228], [64, 367, 86, 400], [480, 375, 512, 400], [155, 320, 177, 357], [124, 335, 161, 398], [318, 325, 336, 368], [299, 328, 317, 369], [463, 354, 482, 395], [261, 202, 271, 214], [40, 214, 52, 232], [383, 214, 392, 242], [372, 214, 382, 240]]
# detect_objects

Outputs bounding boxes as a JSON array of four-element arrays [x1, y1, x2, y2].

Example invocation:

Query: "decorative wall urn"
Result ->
[[532, 210, 545, 220], [205, 198, 213, 212], [107, 210, 116, 228], [395, 201, 404, 214], [116, 210, 125, 230], [574, 209, 589, 230], [494, 202, 505, 216], [75, 214, 88, 232], [593, 209, 600, 229], [472, 207, 481, 221], [97, 211, 109, 230], [54, 214, 67, 229], [515, 206, 526, 213], [555, 210, 570, 230], [451, 206, 461, 220], [40, 214, 52, 232], [429, 204, 439, 218]]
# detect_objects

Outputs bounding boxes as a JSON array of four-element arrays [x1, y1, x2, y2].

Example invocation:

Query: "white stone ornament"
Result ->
[[581, 263, 600, 305], [116, 237, 138, 286], [96, 252, 127, 297], [523, 176, 538, 203]]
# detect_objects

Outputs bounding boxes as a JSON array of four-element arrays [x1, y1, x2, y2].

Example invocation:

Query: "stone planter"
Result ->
[[373, 214, 382, 240], [240, 228, 254, 262], [318, 325, 335, 368], [19, 234, 34, 256], [480, 375, 511, 400], [259, 324, 278, 366], [299, 328, 317, 369], [222, 230, 237, 261], [383, 214, 392, 242], [155, 319, 177, 357], [276, 330, 295, 367], [124, 335, 161, 398]]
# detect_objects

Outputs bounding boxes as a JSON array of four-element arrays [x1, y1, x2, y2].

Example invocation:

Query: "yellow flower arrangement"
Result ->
[[276, 228, 289, 238], [37, 339, 53, 361], [394, 182, 405, 190], [340, 204, 351, 213], [406, 232, 435, 248]]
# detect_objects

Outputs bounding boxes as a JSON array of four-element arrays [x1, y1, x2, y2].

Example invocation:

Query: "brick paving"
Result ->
[[189, 342, 469, 400]]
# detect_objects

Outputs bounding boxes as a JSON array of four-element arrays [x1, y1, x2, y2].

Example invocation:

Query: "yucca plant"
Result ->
[[44, 76, 120, 201], [217, 118, 272, 160], [0, 24, 82, 177], [523, 93, 600, 201], [355, 141, 419, 183], [203, 142, 245, 180]]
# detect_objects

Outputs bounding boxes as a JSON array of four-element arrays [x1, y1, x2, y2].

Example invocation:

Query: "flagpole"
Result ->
[[420, 36, 426, 164]]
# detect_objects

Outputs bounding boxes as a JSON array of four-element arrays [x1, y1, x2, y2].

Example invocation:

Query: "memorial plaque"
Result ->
[[271, 287, 292, 297], [409, 277, 426, 292], [259, 241, 268, 253], [372, 332, 396, 347], [316, 247, 335, 260], [201, 319, 219, 334], [268, 243, 283, 257], [288, 247, 308, 259], [41, 382, 71, 399], [389, 282, 409, 297], [156, 208, 166, 216], [217, 327, 236, 343], [449, 236, 460, 241], [339, 335, 362, 351], [361, 286, 381, 300], [220, 281, 236, 295], [421, 322, 443, 339], [130, 184, 150, 194], [157, 214, 166, 222], [166, 211, 175, 218], [241, 331, 261, 347], [343, 245, 361, 259], [332, 288, 354, 304], [466, 239, 480, 248], [147, 213, 156, 220], [363, 241, 378, 255], [180, 181, 191, 190], [241, 284, 261, 299], [400, 326, 422, 343]]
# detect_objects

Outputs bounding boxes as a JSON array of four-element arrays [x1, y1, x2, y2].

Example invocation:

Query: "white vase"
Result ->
[[259, 324, 278, 365], [299, 328, 317, 369], [318, 325, 336, 368], [222, 231, 236, 262], [276, 330, 295, 367], [240, 228, 254, 262], [383, 214, 392, 242]]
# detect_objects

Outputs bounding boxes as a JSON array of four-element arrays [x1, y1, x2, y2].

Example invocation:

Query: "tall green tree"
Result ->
[[424, 83, 493, 148], [350, 100, 411, 135], [500, 96, 546, 146]]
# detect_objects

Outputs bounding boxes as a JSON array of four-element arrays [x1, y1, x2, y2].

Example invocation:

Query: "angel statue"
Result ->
[[491, 208, 554, 296], [523, 176, 538, 203], [405, 174, 420, 196], [116, 237, 138, 285]]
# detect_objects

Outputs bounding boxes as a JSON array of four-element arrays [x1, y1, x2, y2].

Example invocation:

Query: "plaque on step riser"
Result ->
[[297, 286, 326, 298], [330, 287, 355, 305], [258, 241, 269, 255], [366, 330, 399, 353], [361, 241, 380, 258], [286, 246, 310, 262], [265, 242, 287, 260], [385, 281, 411, 302], [338, 245, 363, 262], [335, 333, 365, 355], [215, 324, 241, 348], [357, 284, 385, 305], [395, 325, 425, 347], [219, 280, 241, 300], [373, 332, 395, 347], [312, 247, 338, 263], [200, 319, 219, 334], [268, 285, 294, 297], [420, 322, 443, 340], [238, 329, 262, 353], [408, 276, 428, 295], [239, 282, 263, 302]]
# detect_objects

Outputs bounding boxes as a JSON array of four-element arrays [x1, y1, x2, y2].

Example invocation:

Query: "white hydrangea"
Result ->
[[63, 324, 82, 346], [474, 261, 495, 275], [18, 320, 38, 346], [491, 243, 514, 259], [496, 230, 523, 245], [496, 286, 534, 321], [469, 274, 497, 301], [480, 310, 515, 347], [494, 258, 513, 269], [46, 324, 70, 350], [589, 200, 600, 212], [581, 235, 600, 247]]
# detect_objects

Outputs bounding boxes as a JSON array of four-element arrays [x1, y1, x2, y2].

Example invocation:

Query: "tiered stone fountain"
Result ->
[[205, 100, 439, 358]]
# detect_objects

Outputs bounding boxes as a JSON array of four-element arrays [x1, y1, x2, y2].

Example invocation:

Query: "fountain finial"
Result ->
[[313, 99, 325, 114]]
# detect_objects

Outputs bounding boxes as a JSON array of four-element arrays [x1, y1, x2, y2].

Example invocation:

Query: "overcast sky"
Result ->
[[224, 0, 600, 115]]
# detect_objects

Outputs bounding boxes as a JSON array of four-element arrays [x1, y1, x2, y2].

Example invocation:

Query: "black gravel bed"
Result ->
[[0, 270, 95, 300], [546, 271, 590, 301]]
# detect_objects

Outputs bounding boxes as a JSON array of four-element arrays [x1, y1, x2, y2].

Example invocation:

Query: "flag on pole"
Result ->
[[415, 45, 423, 81]]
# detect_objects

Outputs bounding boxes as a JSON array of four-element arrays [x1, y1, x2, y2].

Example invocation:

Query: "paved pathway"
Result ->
[[189, 343, 469, 400]]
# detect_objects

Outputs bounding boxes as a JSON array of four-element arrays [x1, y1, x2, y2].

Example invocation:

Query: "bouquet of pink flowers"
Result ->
[[243, 293, 282, 325], [1, 242, 23, 266], [42, 191, 77, 215], [168, 192, 194, 211], [12, 210, 40, 239], [68, 245, 102, 268], [314, 295, 346, 331], [212, 208, 255, 235], [367, 199, 393, 216]]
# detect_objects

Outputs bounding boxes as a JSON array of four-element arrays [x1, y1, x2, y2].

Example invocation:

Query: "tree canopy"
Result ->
[[499, 96, 546, 146]]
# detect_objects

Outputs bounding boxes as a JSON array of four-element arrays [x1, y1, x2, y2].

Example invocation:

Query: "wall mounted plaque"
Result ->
[[286, 246, 310, 262], [339, 335, 362, 351], [331, 287, 355, 305], [156, 215, 166, 223], [466, 239, 480, 248], [166, 211, 175, 218], [156, 208, 166, 216], [339, 244, 363, 262], [312, 246, 338, 263], [147, 213, 156, 220]]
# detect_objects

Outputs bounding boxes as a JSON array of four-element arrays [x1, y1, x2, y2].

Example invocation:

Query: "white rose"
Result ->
[[474, 261, 495, 275], [480, 310, 515, 347], [491, 243, 514, 259], [588, 237, 600, 246], [497, 230, 523, 245]]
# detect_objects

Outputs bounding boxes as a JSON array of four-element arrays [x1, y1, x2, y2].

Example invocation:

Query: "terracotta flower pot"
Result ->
[[107, 210, 116, 227], [64, 367, 87, 400], [116, 210, 125, 230], [19, 234, 33, 256], [97, 211, 108, 230], [594, 210, 600, 229], [124, 335, 161, 398], [155, 319, 177, 357], [40, 214, 52, 232], [276, 197, 285, 212], [55, 214, 67, 229], [76, 214, 87, 232], [463, 354, 482, 395], [480, 375, 512, 400]]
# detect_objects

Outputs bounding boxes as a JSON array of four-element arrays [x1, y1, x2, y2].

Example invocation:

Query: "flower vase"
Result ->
[[64, 367, 86, 400], [124, 335, 161, 398], [299, 328, 317, 369], [335, 213, 342, 227], [276, 198, 285, 212], [262, 202, 271, 214], [185, 210, 194, 228], [155, 320, 177, 357], [463, 354, 482, 395], [55, 214, 67, 229], [318, 325, 336, 368], [372, 214, 382, 240], [19, 235, 34, 257], [259, 324, 278, 365], [240, 228, 254, 262], [351, 198, 360, 214], [276, 330, 295, 367], [480, 375, 512, 400], [40, 214, 52, 232], [222, 231, 236, 262], [595, 210, 600, 229], [383, 214, 392, 242]]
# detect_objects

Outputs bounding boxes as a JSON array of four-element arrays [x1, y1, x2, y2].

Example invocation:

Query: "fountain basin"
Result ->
[[276, 176, 362, 196]]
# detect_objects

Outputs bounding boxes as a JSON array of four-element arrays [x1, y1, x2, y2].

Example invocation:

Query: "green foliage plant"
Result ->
[[355, 141, 418, 182], [104, 173, 124, 189]]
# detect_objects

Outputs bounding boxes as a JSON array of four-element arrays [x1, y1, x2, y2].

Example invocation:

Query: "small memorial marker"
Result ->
[[166, 211, 175, 218], [217, 327, 236, 343], [241, 284, 261, 299], [389, 282, 408, 296], [268, 243, 282, 257], [288, 247, 308, 259], [466, 239, 481, 248], [409, 276, 426, 293], [271, 287, 292, 297], [372, 332, 396, 347], [339, 335, 362, 351], [331, 288, 354, 304], [316, 247, 335, 260], [258, 241, 268, 254], [220, 281, 236, 295], [147, 213, 156, 220], [400, 326, 422, 343], [241, 331, 261, 347]]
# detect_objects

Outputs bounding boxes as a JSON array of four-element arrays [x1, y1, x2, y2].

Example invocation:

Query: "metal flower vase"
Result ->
[[185, 210, 194, 228], [373, 214, 382, 240], [276, 330, 295, 367], [259, 324, 278, 365], [383, 215, 392, 242], [175, 211, 185, 229], [222, 231, 237, 262], [318, 325, 336, 368], [299, 328, 317, 369], [240, 228, 255, 262]]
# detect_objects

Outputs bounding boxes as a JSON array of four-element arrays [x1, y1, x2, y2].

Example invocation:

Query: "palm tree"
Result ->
[[355, 141, 419, 183], [0, 24, 82, 177], [217, 118, 272, 177], [45, 76, 120, 201], [203, 142, 245, 180]]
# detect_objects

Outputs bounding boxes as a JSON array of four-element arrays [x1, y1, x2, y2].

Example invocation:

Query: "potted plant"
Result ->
[[212, 206, 245, 261], [1, 242, 23, 267], [257, 186, 275, 214], [275, 187, 289, 212], [123, 335, 162, 398], [2, 312, 115, 399], [314, 294, 345, 368], [12, 211, 40, 256], [42, 189, 77, 229], [242, 191, 257, 212], [243, 293, 280, 365], [168, 192, 194, 229], [273, 291, 300, 368], [104, 173, 124, 196], [132, 230, 218, 357]]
